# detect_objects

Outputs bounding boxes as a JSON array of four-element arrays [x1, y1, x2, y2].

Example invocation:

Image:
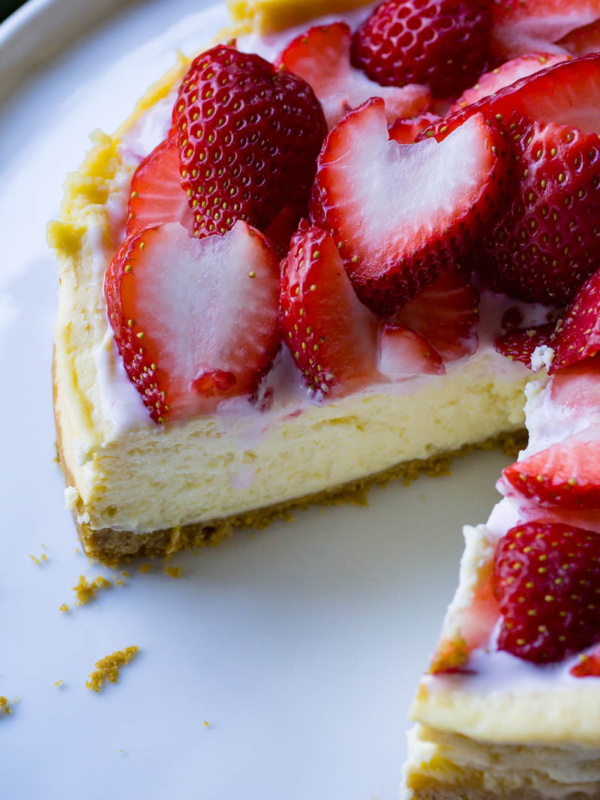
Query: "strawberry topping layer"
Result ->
[[494, 521, 600, 664], [551, 270, 600, 373]]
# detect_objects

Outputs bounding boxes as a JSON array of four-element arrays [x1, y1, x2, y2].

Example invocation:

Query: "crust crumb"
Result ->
[[59, 603, 69, 613], [54, 680, 64, 687], [204, 720, 210, 728], [139, 563, 152, 574], [165, 566, 182, 579], [73, 575, 111, 605], [0, 697, 12, 715], [86, 646, 139, 692]]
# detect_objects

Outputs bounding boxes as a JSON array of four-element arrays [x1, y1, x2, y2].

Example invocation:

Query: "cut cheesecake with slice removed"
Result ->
[[405, 352, 600, 799], [50, 0, 546, 565]]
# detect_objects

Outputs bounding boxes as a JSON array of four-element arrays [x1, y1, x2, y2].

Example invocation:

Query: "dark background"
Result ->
[[1, 0, 25, 23]]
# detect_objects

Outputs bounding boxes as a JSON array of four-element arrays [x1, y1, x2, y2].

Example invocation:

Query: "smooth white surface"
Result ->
[[0, 1, 519, 797]]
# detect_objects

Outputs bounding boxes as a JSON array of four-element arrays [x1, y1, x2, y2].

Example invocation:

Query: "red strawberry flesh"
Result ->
[[503, 430, 600, 509], [493, 521, 600, 663], [311, 99, 513, 314], [379, 325, 445, 377], [494, 323, 555, 368], [280, 224, 379, 397], [390, 270, 479, 362], [126, 137, 191, 237], [104, 221, 280, 422], [451, 53, 569, 113], [275, 22, 430, 129], [551, 270, 600, 373]]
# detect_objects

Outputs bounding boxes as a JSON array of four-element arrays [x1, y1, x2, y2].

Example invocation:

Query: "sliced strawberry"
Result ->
[[494, 322, 556, 368], [351, 0, 493, 98], [557, 18, 600, 56], [571, 645, 600, 676], [491, 0, 600, 60], [480, 116, 600, 304], [173, 45, 327, 239], [551, 270, 600, 373], [550, 354, 600, 414], [126, 137, 191, 237], [388, 112, 441, 144], [389, 270, 479, 362], [503, 430, 600, 509], [450, 53, 569, 113], [280, 224, 379, 397], [263, 203, 305, 255], [311, 99, 513, 314], [493, 521, 600, 663], [420, 55, 600, 142], [104, 221, 280, 423], [379, 325, 445, 378], [275, 22, 430, 130]]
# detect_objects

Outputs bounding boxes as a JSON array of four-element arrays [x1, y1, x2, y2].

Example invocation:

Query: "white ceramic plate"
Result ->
[[0, 2, 517, 797]]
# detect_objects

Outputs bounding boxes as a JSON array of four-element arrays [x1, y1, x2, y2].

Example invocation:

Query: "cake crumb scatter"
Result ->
[[139, 563, 151, 574], [73, 575, 111, 605], [0, 697, 12, 715], [59, 603, 69, 613], [86, 646, 139, 692], [121, 571, 129, 578], [165, 566, 181, 579], [54, 680, 63, 687], [204, 721, 210, 728]]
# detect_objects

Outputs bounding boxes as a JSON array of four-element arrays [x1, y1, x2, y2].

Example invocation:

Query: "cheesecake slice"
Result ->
[[50, 0, 535, 564]]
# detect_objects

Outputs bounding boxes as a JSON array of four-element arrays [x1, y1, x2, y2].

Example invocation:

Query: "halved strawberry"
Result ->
[[494, 322, 556, 368], [280, 225, 379, 397], [126, 137, 191, 237], [275, 22, 430, 129], [551, 270, 600, 373], [419, 55, 600, 142], [450, 53, 569, 113], [494, 521, 600, 663], [351, 0, 493, 98], [491, 0, 600, 60], [388, 112, 441, 144], [503, 430, 600, 509], [480, 116, 600, 304], [389, 270, 479, 362], [379, 325, 445, 378], [173, 44, 327, 239], [557, 18, 600, 55], [311, 99, 513, 314], [104, 221, 280, 423], [550, 354, 600, 414]]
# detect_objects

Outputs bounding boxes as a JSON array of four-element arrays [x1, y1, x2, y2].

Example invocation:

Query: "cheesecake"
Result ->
[[50, 0, 538, 564], [50, 1, 600, 796]]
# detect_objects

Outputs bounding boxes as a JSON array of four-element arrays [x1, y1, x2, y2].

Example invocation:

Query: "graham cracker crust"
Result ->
[[55, 402, 526, 566]]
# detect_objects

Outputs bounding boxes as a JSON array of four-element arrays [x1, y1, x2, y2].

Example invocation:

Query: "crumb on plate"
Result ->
[[86, 646, 139, 692], [139, 563, 151, 574], [165, 566, 182, 579], [73, 575, 111, 605], [0, 697, 12, 715], [59, 603, 69, 613]]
